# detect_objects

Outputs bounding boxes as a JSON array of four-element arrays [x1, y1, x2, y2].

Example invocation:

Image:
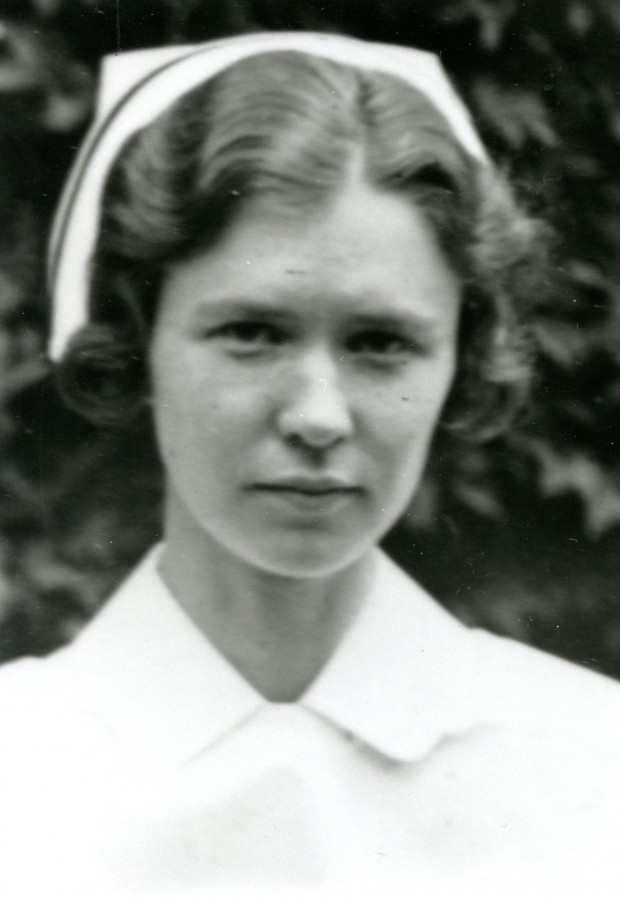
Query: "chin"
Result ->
[[243, 536, 372, 580]]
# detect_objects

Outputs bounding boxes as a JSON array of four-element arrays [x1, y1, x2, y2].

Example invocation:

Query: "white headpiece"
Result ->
[[47, 31, 488, 361]]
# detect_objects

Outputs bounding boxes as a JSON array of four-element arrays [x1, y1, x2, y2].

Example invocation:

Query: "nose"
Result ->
[[276, 348, 353, 451]]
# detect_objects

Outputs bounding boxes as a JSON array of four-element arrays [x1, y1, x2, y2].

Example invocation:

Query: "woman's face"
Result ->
[[150, 178, 461, 577]]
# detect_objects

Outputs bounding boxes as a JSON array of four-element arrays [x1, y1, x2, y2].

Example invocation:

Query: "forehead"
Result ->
[[158, 178, 461, 323]]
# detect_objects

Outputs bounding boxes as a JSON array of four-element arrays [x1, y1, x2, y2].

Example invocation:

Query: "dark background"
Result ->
[[1, 0, 620, 677]]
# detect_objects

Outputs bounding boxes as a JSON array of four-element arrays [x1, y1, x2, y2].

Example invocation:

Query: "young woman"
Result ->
[[1, 31, 619, 897]]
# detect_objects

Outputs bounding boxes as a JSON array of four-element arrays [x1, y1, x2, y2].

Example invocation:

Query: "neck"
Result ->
[[158, 494, 376, 702]]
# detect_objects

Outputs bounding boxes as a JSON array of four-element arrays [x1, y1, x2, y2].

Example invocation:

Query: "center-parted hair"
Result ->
[[57, 50, 550, 439]]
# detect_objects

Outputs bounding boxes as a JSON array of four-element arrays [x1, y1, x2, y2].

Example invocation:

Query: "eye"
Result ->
[[347, 329, 422, 358], [211, 320, 286, 352]]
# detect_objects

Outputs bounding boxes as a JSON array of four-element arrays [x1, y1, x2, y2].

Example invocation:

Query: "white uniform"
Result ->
[[1, 546, 620, 898]]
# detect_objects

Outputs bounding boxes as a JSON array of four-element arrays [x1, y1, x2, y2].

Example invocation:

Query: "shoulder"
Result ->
[[0, 655, 59, 726], [380, 550, 620, 770], [0, 650, 120, 769], [452, 625, 620, 826], [469, 624, 620, 735], [380, 549, 620, 733]]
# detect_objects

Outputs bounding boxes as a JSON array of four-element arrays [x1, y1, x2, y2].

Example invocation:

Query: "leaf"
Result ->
[[0, 269, 20, 315], [42, 78, 93, 132], [593, 214, 620, 250], [561, 153, 603, 179], [532, 320, 586, 369], [525, 440, 620, 537], [0, 541, 14, 621], [32, 0, 66, 15], [0, 355, 50, 400], [443, 0, 517, 51], [0, 22, 93, 131], [565, 260, 610, 291], [566, 2, 594, 36], [472, 80, 559, 149], [453, 481, 505, 519], [0, 23, 42, 93], [600, 0, 620, 33]]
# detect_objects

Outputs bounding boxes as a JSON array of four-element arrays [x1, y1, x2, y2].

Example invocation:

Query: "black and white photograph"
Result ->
[[1, 1, 620, 896]]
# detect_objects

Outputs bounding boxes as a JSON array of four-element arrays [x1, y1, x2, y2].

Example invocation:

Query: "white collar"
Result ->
[[54, 545, 484, 765]]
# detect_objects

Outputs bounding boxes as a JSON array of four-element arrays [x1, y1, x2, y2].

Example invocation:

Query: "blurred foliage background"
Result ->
[[1, 0, 620, 676]]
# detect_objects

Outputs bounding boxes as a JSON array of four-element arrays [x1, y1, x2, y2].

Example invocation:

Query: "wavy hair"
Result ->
[[56, 50, 550, 440]]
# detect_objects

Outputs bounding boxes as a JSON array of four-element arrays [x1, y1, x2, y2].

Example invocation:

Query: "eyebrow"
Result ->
[[189, 297, 443, 335], [345, 311, 441, 338], [188, 298, 291, 322]]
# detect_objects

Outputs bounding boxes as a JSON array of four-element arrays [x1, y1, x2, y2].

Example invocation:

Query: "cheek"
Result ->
[[362, 364, 455, 496], [368, 360, 455, 440], [151, 364, 268, 469]]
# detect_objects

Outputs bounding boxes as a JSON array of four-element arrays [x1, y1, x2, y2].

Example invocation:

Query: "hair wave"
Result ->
[[56, 50, 551, 442]]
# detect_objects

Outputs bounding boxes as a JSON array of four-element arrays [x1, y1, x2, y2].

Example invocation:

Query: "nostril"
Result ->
[[286, 434, 337, 462]]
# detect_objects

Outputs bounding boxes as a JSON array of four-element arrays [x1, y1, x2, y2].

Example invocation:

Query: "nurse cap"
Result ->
[[47, 30, 489, 361]]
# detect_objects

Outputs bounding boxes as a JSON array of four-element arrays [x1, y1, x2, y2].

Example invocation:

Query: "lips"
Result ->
[[252, 475, 361, 495], [249, 475, 362, 514]]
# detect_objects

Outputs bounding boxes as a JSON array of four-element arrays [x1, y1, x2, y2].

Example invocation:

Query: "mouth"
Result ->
[[252, 477, 361, 495], [250, 478, 362, 513]]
